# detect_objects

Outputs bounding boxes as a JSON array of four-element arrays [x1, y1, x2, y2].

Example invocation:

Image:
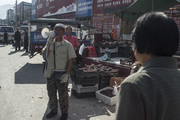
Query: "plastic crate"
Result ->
[[99, 74, 110, 89], [72, 75, 99, 86], [98, 82, 110, 90], [72, 82, 98, 93], [72, 89, 95, 99], [72, 68, 98, 78], [99, 71, 119, 77], [96, 86, 117, 106]]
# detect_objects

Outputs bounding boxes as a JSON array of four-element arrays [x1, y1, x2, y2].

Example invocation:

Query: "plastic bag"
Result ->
[[112, 81, 118, 96], [79, 43, 85, 55]]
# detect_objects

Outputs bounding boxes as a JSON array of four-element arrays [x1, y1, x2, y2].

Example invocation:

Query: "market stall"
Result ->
[[82, 57, 131, 77]]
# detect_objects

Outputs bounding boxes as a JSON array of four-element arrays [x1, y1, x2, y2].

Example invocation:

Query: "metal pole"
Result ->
[[15, 0, 17, 27], [152, 0, 154, 11]]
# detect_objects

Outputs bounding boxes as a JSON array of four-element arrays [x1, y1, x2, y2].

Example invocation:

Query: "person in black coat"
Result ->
[[4, 31, 8, 45], [24, 29, 28, 52], [14, 27, 21, 51]]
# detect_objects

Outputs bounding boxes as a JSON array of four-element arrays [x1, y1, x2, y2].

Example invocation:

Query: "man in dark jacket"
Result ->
[[4, 31, 8, 45], [14, 27, 21, 51]]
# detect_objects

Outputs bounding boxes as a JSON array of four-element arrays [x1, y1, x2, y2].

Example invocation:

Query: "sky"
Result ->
[[0, 0, 31, 6], [0, 0, 32, 19]]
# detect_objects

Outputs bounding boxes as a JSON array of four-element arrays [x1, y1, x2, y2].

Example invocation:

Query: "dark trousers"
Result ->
[[47, 78, 69, 114], [4, 38, 8, 44], [24, 40, 28, 52], [15, 41, 21, 51]]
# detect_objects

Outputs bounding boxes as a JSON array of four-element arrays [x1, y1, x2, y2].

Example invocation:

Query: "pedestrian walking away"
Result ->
[[115, 11, 180, 120], [42, 23, 76, 120], [14, 27, 21, 51]]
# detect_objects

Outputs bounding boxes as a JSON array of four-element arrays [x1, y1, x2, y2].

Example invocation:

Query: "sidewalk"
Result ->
[[0, 44, 116, 120]]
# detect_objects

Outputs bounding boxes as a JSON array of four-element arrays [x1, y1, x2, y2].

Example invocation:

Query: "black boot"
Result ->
[[59, 113, 68, 120], [46, 111, 57, 118]]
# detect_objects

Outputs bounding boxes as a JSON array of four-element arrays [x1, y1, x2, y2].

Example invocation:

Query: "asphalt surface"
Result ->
[[0, 43, 116, 120]]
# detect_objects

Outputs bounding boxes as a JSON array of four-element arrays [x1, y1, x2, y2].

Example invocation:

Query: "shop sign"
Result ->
[[76, 0, 93, 18], [43, 3, 76, 17], [93, 0, 134, 14], [92, 16, 103, 32]]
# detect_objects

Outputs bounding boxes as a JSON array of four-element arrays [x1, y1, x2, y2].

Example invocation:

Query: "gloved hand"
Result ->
[[60, 73, 70, 83]]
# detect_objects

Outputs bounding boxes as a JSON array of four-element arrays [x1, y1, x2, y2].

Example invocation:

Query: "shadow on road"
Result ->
[[21, 52, 29, 56], [15, 63, 46, 84], [8, 50, 17, 55], [41, 89, 115, 120]]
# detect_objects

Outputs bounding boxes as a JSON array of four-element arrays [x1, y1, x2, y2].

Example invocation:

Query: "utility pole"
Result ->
[[152, 0, 154, 11], [15, 0, 17, 27]]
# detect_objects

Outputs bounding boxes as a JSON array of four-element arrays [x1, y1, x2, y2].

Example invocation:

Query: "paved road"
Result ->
[[0, 44, 116, 120]]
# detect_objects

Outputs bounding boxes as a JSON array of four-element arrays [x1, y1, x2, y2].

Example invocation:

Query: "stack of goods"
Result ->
[[71, 64, 99, 98], [98, 65, 119, 89], [118, 42, 132, 58], [71, 64, 119, 98], [100, 41, 118, 49], [99, 41, 118, 57]]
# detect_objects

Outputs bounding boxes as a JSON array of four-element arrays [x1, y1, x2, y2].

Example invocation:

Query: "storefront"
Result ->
[[120, 0, 180, 52], [92, 0, 134, 39]]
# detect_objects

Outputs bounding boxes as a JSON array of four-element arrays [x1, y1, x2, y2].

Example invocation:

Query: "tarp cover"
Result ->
[[125, 0, 180, 13]]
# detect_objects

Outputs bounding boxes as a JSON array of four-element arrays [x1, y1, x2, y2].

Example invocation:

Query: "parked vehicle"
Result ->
[[20, 25, 28, 31], [0, 26, 14, 43], [0, 24, 8, 26], [28, 18, 94, 58]]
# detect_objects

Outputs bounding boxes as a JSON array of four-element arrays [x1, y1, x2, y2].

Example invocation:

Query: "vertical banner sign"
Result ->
[[76, 0, 93, 18], [32, 0, 36, 19]]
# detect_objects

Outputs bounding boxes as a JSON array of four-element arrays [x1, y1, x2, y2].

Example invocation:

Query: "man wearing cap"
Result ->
[[42, 23, 76, 120]]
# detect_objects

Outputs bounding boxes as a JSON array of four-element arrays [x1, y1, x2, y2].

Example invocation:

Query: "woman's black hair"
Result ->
[[132, 11, 179, 56]]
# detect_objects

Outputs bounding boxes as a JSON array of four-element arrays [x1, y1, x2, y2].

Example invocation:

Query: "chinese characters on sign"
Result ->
[[76, 0, 93, 18]]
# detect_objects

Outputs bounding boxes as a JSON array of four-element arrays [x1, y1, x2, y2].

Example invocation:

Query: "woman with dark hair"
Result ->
[[115, 11, 180, 120]]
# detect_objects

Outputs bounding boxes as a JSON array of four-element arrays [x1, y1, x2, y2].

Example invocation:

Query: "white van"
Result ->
[[20, 25, 28, 35], [0, 26, 14, 43]]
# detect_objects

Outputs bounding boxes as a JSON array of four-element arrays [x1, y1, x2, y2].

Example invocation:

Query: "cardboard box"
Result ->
[[110, 77, 125, 88]]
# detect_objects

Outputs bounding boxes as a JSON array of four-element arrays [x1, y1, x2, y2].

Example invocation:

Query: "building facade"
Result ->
[[91, 0, 135, 39], [36, 0, 76, 19], [15, 2, 32, 26], [35, 0, 135, 39], [6, 9, 14, 26], [32, 0, 37, 19]]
